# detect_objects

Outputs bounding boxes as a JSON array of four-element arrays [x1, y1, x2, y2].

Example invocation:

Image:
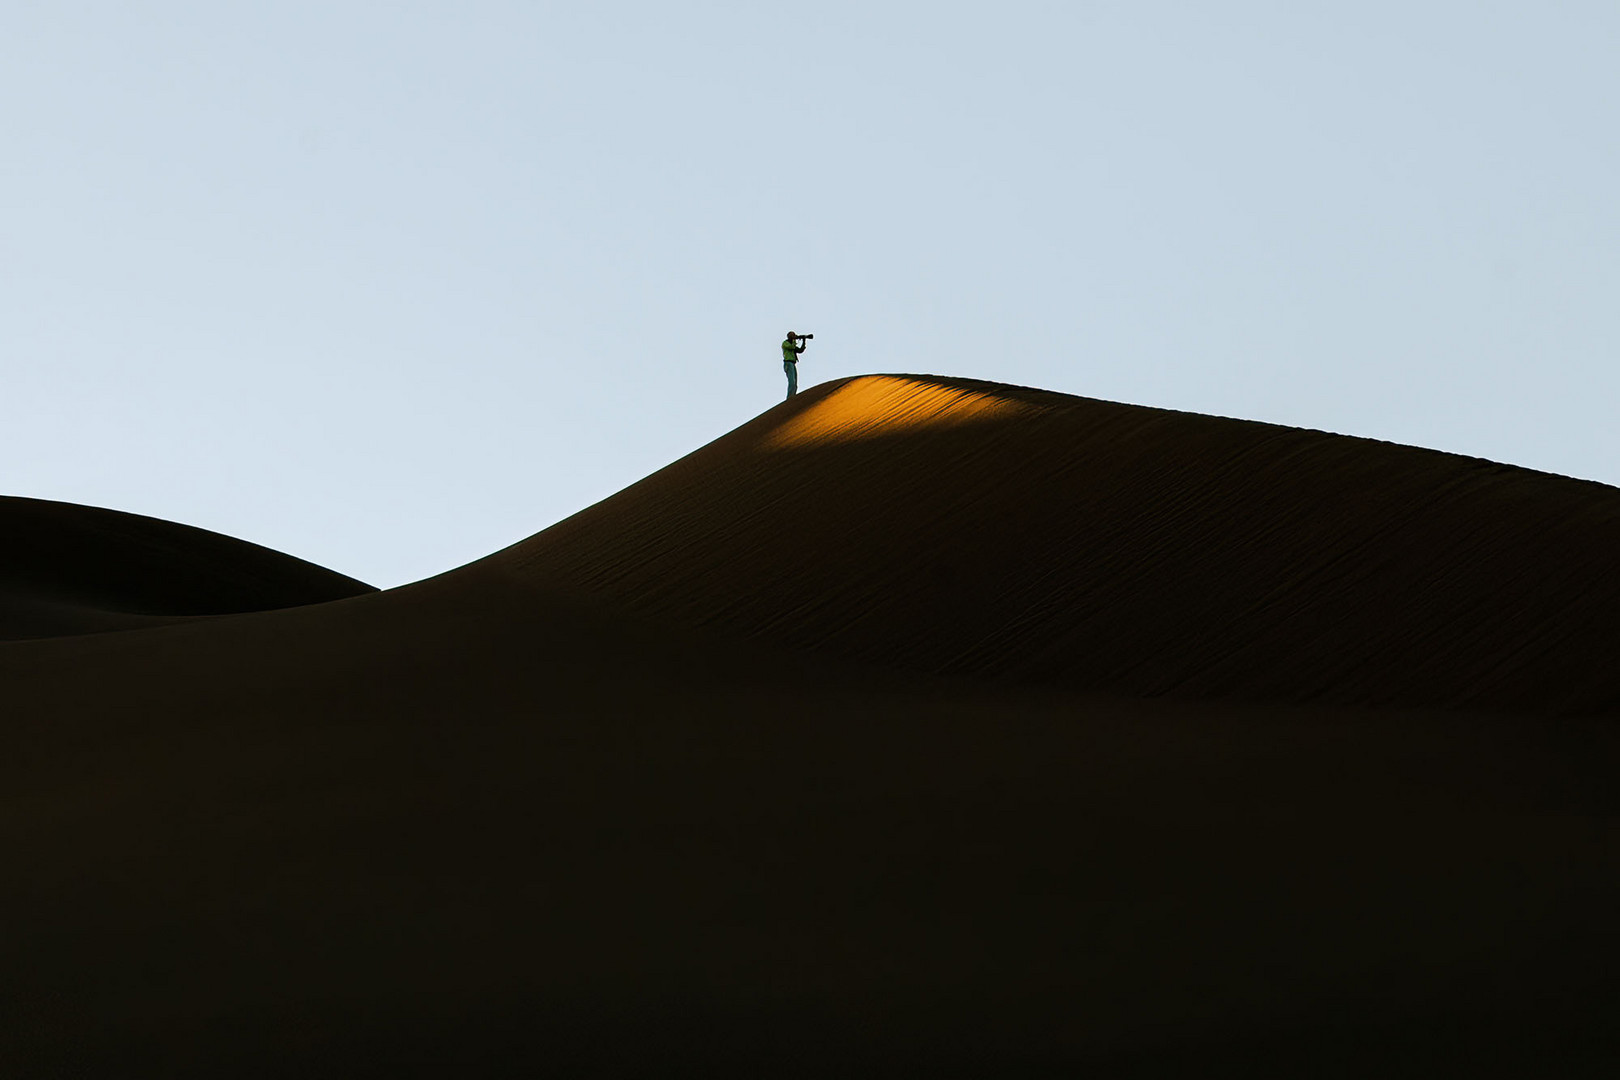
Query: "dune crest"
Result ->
[[760, 375, 1042, 450]]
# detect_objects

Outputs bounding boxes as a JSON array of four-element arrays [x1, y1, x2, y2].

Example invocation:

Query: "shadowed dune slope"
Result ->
[[5, 557, 1620, 1076], [5, 381, 1620, 1073], [0, 495, 375, 639], [497, 375, 1620, 715]]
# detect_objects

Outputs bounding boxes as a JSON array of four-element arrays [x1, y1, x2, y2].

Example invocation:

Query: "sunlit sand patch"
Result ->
[[762, 376, 1040, 450]]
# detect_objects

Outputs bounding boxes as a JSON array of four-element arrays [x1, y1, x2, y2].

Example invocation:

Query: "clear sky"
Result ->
[[7, 2, 1619, 587]]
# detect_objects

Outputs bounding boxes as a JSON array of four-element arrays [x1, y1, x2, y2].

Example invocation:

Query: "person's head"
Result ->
[[786, 331, 796, 339]]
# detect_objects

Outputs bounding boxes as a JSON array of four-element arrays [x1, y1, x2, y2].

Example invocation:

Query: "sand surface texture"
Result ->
[[4, 376, 1618, 1076], [506, 376, 1620, 714]]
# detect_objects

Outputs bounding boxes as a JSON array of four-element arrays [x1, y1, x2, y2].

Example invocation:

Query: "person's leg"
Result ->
[[785, 361, 797, 398]]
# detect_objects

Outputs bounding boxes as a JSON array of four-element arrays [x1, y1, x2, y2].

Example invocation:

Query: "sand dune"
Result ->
[[501, 375, 1620, 714], [4, 377, 1619, 1076], [0, 495, 374, 640]]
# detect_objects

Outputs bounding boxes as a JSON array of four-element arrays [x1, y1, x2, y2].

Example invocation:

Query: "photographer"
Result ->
[[781, 331, 811, 399]]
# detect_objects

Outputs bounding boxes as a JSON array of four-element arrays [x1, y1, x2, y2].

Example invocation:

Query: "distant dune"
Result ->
[[4, 377, 1618, 1076], [0, 495, 374, 640]]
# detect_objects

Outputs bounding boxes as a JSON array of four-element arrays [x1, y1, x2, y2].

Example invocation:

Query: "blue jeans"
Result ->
[[784, 361, 798, 398]]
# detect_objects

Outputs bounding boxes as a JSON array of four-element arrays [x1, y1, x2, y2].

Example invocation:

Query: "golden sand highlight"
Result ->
[[760, 375, 1041, 451]]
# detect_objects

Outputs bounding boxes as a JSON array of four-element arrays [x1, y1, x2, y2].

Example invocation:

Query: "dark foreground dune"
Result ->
[[4, 376, 1619, 1076]]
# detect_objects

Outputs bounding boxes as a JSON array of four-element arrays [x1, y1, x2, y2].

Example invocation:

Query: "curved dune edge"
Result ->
[[497, 374, 1620, 716], [0, 495, 375, 640]]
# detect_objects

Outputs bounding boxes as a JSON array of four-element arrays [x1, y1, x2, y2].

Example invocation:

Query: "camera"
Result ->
[[796, 333, 814, 341]]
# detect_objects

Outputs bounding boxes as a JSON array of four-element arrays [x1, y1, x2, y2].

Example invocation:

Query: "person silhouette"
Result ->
[[782, 331, 808, 399]]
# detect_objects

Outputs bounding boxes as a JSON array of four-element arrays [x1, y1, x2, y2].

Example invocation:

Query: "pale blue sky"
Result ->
[[7, 2, 1618, 587]]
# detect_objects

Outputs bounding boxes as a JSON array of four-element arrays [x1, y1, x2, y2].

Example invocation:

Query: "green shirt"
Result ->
[[782, 337, 800, 363]]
